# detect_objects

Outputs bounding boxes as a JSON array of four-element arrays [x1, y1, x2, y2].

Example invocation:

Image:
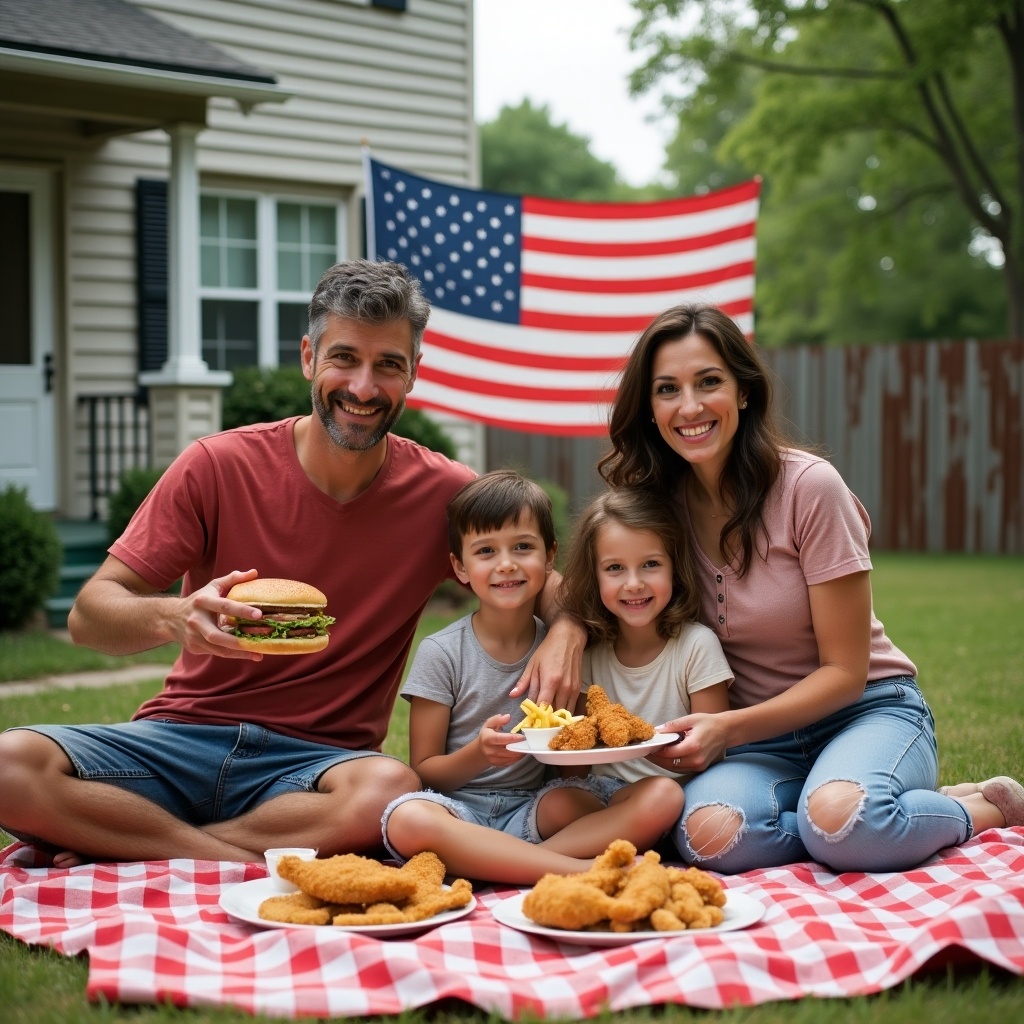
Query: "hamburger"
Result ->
[[224, 578, 335, 654]]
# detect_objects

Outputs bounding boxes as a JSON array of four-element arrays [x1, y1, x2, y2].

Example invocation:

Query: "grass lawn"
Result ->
[[0, 555, 1021, 1022], [0, 631, 179, 684]]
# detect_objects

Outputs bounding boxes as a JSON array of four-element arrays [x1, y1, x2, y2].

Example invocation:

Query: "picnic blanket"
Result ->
[[2, 830, 1023, 1019]]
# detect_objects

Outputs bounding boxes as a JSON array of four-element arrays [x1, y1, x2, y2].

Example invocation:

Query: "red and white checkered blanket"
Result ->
[[2, 831, 1023, 1018]]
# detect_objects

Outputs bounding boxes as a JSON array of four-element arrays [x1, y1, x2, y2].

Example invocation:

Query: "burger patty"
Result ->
[[235, 624, 319, 637], [247, 606, 322, 616]]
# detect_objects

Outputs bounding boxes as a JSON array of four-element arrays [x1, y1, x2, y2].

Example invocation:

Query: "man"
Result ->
[[0, 260, 580, 864]]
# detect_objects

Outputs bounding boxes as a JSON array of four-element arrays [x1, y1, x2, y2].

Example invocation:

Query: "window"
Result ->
[[198, 193, 345, 371]]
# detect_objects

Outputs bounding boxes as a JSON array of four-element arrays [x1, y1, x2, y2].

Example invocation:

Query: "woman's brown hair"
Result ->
[[559, 488, 702, 647], [598, 304, 785, 576]]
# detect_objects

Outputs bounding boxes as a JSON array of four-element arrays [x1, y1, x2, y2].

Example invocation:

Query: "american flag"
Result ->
[[364, 154, 760, 436]]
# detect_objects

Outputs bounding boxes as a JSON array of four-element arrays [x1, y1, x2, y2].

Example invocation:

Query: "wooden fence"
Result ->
[[487, 338, 1024, 555]]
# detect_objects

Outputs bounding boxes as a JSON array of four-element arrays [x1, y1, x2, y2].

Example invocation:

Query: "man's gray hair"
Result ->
[[307, 259, 431, 359]]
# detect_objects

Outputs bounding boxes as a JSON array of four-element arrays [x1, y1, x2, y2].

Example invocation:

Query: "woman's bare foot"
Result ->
[[938, 782, 981, 798], [949, 776, 1024, 835]]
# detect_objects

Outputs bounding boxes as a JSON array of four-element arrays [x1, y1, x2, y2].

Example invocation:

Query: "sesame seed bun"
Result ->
[[226, 578, 328, 609]]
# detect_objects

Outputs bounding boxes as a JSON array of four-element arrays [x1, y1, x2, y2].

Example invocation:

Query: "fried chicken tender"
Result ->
[[275, 852, 418, 904], [570, 837, 637, 893], [520, 840, 728, 932], [547, 686, 655, 750], [606, 851, 672, 923], [522, 875, 618, 930], [258, 891, 336, 925], [672, 865, 727, 908], [258, 850, 474, 928], [587, 685, 656, 747], [331, 877, 473, 926], [548, 715, 598, 751]]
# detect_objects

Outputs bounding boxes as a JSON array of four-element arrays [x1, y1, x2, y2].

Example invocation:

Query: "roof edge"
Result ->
[[0, 47, 290, 107]]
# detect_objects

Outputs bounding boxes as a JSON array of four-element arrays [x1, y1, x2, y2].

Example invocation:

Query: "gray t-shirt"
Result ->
[[401, 613, 548, 791]]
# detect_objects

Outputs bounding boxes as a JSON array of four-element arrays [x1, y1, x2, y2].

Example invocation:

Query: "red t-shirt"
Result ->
[[111, 418, 475, 750]]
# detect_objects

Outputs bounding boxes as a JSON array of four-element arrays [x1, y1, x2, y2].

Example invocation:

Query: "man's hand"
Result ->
[[70, 558, 270, 658], [509, 616, 585, 713], [174, 569, 269, 659]]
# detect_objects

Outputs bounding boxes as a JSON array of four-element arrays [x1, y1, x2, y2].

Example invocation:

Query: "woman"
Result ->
[[599, 303, 1023, 873]]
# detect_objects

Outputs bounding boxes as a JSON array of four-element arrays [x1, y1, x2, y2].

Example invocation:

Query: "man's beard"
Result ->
[[311, 383, 405, 452]]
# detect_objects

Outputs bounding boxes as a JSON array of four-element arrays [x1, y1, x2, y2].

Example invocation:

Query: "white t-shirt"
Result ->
[[582, 622, 733, 784]]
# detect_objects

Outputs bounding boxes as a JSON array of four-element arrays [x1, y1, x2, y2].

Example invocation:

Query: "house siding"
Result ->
[[2, 0, 476, 518]]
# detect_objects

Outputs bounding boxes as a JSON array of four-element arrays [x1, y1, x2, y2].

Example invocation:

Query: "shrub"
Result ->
[[221, 365, 457, 457], [536, 478, 571, 570], [222, 366, 309, 430], [391, 407, 457, 459], [0, 485, 62, 631], [107, 466, 166, 544]]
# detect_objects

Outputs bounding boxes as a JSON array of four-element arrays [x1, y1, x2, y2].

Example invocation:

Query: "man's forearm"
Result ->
[[68, 576, 181, 655]]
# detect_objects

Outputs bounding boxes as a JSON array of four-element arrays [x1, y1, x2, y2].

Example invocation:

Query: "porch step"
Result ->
[[46, 521, 109, 628]]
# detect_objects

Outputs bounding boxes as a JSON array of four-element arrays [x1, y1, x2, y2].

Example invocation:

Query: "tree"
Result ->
[[629, 0, 1023, 340], [479, 99, 644, 200]]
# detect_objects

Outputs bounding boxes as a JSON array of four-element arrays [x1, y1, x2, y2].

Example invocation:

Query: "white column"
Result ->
[[140, 124, 231, 461], [140, 123, 231, 389]]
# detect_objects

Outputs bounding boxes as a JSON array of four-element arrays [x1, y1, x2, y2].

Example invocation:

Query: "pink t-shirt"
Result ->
[[678, 449, 916, 709], [111, 419, 475, 750]]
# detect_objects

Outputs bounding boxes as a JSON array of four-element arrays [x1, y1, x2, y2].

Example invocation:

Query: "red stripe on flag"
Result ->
[[523, 179, 761, 218], [522, 221, 755, 257], [408, 397, 610, 436], [520, 297, 754, 332], [416, 364, 618, 403], [521, 261, 755, 294], [424, 329, 626, 372]]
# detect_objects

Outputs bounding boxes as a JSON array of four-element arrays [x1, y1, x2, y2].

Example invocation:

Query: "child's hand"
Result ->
[[478, 714, 528, 765]]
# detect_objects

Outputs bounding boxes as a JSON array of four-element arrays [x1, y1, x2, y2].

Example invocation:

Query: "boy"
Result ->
[[382, 470, 684, 884]]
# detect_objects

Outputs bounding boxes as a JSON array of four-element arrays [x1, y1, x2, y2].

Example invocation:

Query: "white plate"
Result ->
[[507, 731, 679, 765], [219, 876, 475, 936], [490, 890, 765, 947]]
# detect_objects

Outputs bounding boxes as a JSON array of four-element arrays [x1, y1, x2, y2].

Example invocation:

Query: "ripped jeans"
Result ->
[[673, 677, 973, 873]]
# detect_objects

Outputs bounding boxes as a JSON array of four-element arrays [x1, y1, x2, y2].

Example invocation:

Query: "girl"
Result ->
[[558, 489, 733, 795]]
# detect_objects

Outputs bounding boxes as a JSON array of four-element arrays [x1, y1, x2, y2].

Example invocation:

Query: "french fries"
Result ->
[[510, 699, 576, 733]]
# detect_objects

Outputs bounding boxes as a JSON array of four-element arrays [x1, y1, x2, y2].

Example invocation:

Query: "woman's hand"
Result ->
[[509, 616, 586, 711], [651, 713, 734, 774]]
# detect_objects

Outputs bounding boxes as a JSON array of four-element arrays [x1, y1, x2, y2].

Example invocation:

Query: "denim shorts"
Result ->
[[14, 719, 389, 827], [381, 773, 622, 862]]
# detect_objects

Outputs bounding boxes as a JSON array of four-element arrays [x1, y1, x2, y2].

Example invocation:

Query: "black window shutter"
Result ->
[[371, 0, 407, 11], [136, 179, 168, 376]]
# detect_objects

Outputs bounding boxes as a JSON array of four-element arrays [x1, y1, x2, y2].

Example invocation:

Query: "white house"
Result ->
[[0, 0, 481, 527]]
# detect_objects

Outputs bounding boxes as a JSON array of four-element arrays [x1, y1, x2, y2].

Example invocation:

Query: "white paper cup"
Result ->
[[519, 725, 565, 750], [264, 847, 317, 892]]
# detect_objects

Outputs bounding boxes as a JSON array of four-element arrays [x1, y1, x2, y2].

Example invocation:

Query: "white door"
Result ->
[[0, 168, 57, 510]]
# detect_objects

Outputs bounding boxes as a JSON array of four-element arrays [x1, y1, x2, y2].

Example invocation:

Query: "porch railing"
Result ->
[[78, 393, 150, 520]]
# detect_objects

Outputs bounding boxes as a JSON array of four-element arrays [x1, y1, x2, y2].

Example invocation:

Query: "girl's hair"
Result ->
[[559, 488, 701, 646], [598, 303, 785, 576], [446, 469, 556, 559]]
